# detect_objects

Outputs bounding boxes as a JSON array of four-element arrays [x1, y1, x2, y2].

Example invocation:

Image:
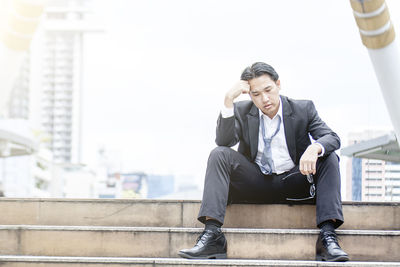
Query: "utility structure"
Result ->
[[0, 0, 45, 157], [0, 0, 45, 116], [350, 0, 400, 145], [341, 0, 400, 202]]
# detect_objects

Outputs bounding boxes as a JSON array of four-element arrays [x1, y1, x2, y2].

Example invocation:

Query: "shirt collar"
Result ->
[[258, 96, 283, 121]]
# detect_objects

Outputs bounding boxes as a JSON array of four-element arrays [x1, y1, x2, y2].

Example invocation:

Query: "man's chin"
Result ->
[[261, 110, 271, 117], [261, 107, 278, 118]]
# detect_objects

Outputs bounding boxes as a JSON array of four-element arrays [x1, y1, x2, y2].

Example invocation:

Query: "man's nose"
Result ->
[[262, 93, 269, 102]]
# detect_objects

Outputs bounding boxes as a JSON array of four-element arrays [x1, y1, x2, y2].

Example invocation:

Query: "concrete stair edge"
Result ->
[[1, 198, 399, 230], [1, 225, 400, 236], [1, 198, 400, 205], [0, 225, 399, 261], [0, 256, 399, 267]]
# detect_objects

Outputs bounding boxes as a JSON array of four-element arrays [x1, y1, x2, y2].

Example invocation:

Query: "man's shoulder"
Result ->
[[282, 95, 314, 109]]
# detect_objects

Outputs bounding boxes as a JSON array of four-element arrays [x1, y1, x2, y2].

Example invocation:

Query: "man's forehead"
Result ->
[[249, 82, 274, 92]]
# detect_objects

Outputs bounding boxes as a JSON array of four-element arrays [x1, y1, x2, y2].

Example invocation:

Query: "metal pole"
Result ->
[[350, 0, 400, 144]]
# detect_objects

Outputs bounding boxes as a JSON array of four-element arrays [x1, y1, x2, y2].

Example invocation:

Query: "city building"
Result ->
[[146, 174, 175, 199], [1, 0, 102, 197], [8, 54, 31, 119], [62, 163, 97, 198], [343, 130, 400, 201], [31, 0, 100, 164], [0, 119, 38, 197]]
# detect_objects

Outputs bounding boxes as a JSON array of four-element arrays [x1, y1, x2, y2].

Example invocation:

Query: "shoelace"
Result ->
[[322, 231, 340, 246], [196, 230, 213, 245]]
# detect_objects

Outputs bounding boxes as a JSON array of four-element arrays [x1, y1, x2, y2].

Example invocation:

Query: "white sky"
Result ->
[[81, 0, 400, 188]]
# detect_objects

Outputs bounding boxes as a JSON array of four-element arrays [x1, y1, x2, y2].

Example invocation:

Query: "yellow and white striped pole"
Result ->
[[0, 0, 45, 116], [350, 0, 400, 143]]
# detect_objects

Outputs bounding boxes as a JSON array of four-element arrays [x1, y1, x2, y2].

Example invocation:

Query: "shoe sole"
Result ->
[[316, 254, 350, 262], [178, 251, 227, 259]]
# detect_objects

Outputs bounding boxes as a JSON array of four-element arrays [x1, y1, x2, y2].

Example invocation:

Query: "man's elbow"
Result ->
[[215, 136, 237, 147], [333, 133, 341, 150]]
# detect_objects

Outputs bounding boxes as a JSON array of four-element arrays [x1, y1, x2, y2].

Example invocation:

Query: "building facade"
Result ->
[[7, 0, 96, 164], [346, 130, 400, 201], [1, 0, 100, 197], [8, 54, 31, 119], [36, 0, 95, 164]]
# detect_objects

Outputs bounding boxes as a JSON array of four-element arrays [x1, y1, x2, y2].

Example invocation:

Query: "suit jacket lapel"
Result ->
[[247, 104, 259, 161], [281, 96, 297, 163]]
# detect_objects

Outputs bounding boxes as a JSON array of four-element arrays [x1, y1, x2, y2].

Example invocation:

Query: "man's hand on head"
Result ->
[[299, 143, 321, 175], [224, 80, 250, 108]]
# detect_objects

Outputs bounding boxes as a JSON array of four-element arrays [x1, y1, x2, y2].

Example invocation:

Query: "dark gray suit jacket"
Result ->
[[215, 95, 340, 165]]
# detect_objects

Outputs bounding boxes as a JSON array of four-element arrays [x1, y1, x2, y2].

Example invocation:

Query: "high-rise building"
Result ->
[[8, 54, 30, 119], [1, 0, 101, 197], [35, 0, 97, 164], [345, 130, 400, 201]]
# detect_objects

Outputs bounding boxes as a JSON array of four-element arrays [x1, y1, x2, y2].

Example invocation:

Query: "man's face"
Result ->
[[248, 74, 281, 119]]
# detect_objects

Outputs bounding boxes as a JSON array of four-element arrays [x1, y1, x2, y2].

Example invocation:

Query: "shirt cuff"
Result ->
[[314, 142, 325, 157], [221, 106, 234, 118]]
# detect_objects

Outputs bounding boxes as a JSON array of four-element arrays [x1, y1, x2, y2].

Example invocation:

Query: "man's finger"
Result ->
[[242, 84, 250, 93], [312, 161, 317, 175], [300, 162, 308, 175], [304, 161, 310, 172]]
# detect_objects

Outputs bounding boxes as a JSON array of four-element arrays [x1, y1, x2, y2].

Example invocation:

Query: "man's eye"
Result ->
[[253, 93, 259, 96]]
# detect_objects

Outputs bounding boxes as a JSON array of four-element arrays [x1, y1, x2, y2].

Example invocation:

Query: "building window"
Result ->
[[366, 162, 382, 166], [365, 194, 382, 197], [365, 170, 382, 173], [47, 13, 66, 20], [386, 193, 400, 197], [386, 186, 400, 189]]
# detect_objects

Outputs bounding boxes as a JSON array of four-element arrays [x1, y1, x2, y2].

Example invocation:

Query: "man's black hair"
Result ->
[[240, 62, 279, 82]]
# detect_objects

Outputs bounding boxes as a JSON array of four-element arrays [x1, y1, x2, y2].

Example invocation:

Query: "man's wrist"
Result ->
[[309, 143, 322, 154], [313, 142, 325, 157], [224, 95, 234, 108], [221, 105, 234, 118]]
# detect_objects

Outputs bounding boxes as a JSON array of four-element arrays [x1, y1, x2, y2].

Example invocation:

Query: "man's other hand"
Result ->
[[299, 143, 321, 175], [224, 80, 250, 108]]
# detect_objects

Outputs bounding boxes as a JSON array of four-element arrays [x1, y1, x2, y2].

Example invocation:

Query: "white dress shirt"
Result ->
[[220, 97, 324, 174], [255, 98, 295, 174]]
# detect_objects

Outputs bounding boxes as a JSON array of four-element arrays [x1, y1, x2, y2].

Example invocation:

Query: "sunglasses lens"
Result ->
[[307, 174, 314, 183], [310, 184, 316, 197]]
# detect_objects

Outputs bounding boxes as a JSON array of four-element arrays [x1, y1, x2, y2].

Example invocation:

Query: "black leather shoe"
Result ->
[[316, 230, 349, 262], [178, 228, 227, 259]]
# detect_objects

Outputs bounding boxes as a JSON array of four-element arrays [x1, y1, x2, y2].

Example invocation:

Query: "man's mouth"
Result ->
[[264, 104, 272, 109]]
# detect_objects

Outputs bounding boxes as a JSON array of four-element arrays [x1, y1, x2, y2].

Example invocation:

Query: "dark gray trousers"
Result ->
[[198, 146, 344, 228]]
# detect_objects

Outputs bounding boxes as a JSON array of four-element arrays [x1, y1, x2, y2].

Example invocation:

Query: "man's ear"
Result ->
[[276, 79, 281, 87]]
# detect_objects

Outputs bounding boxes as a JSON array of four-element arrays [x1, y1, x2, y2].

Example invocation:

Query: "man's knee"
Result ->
[[326, 153, 340, 167], [316, 153, 341, 184], [318, 152, 340, 169], [208, 146, 233, 163]]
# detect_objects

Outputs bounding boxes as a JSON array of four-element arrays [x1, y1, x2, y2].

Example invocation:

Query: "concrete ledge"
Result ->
[[0, 198, 398, 230], [0, 256, 399, 267], [0, 226, 399, 261]]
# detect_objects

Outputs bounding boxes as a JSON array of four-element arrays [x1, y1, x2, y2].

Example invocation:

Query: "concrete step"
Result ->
[[0, 198, 399, 230], [0, 225, 399, 262], [0, 256, 399, 267]]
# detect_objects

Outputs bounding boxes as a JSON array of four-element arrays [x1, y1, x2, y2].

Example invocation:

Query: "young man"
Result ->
[[178, 62, 349, 262]]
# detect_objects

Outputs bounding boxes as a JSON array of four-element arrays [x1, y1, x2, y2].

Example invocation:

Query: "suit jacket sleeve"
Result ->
[[215, 108, 242, 147], [307, 101, 340, 155]]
